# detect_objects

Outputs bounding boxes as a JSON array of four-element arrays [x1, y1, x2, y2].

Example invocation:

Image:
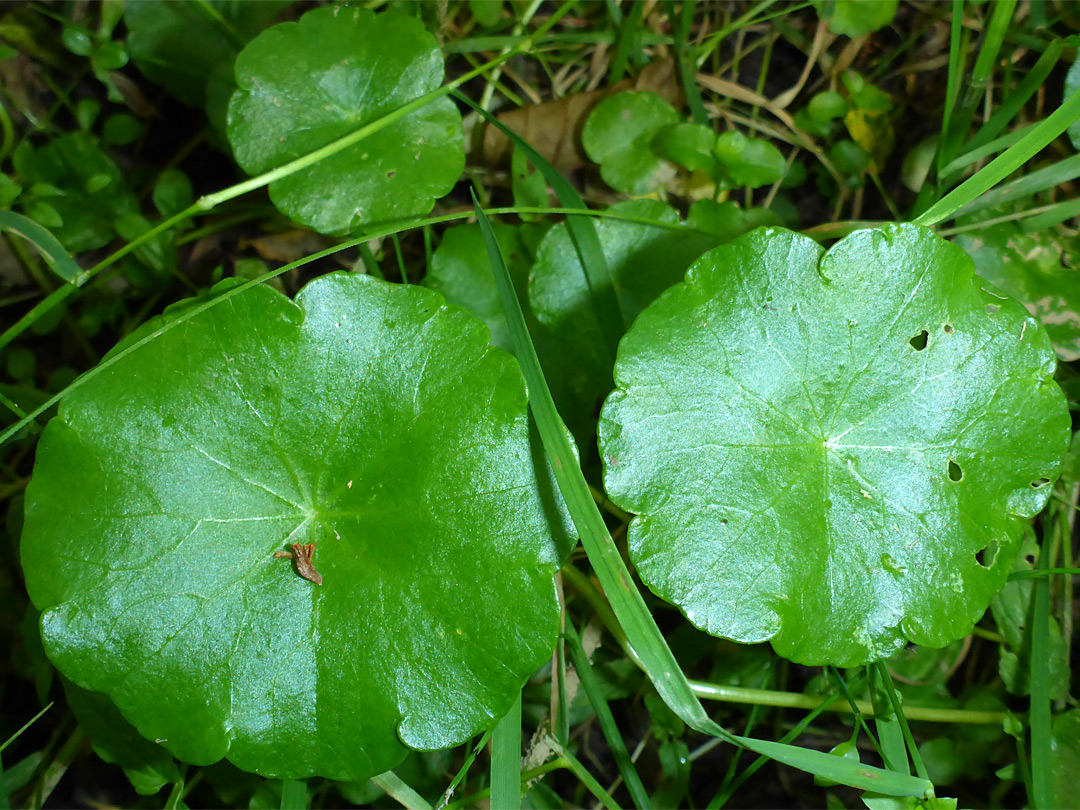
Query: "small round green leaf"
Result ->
[[653, 122, 718, 173], [599, 224, 1068, 667], [227, 6, 465, 235], [817, 0, 898, 38], [22, 273, 571, 780], [714, 130, 787, 188], [582, 91, 680, 195]]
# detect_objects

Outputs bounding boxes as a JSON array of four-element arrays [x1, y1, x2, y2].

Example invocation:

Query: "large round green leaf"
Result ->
[[599, 224, 1068, 667], [21, 273, 572, 780], [227, 6, 464, 234]]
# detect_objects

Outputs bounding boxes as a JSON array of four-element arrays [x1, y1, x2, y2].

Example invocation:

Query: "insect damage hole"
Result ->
[[909, 330, 929, 351], [1031, 477, 1050, 488], [975, 539, 999, 569], [943, 324, 953, 334], [986, 303, 1000, 314], [948, 460, 963, 482]]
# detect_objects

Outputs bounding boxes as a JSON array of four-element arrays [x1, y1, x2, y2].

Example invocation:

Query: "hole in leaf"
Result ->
[[975, 539, 998, 568], [1031, 477, 1050, 488], [948, 460, 963, 481], [986, 303, 1000, 314], [909, 330, 929, 351], [386, 170, 397, 178], [943, 324, 953, 334]]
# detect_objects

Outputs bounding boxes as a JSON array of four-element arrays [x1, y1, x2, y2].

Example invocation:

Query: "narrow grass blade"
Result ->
[[280, 779, 308, 810], [372, 772, 433, 810], [1029, 534, 1052, 809], [942, 0, 1017, 164], [547, 737, 622, 810], [1019, 198, 1080, 232], [435, 731, 491, 810], [950, 153, 1080, 218], [453, 90, 624, 363], [0, 704, 52, 755], [609, 0, 644, 84], [915, 84, 1080, 226], [960, 39, 1063, 158], [0, 751, 7, 810], [939, 122, 1034, 177], [0, 212, 86, 285], [877, 663, 929, 781], [474, 194, 934, 800], [490, 692, 522, 810], [667, 0, 710, 126], [936, 0, 966, 174], [565, 622, 651, 809]]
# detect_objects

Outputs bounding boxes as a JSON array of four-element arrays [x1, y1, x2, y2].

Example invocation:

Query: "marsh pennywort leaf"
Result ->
[[582, 91, 680, 195], [125, 1, 290, 107], [816, 0, 899, 38], [713, 130, 787, 188], [21, 273, 572, 780], [227, 6, 464, 235], [954, 220, 1080, 361], [598, 224, 1069, 667]]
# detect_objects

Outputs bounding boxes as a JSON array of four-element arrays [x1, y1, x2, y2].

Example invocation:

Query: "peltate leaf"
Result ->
[[598, 224, 1069, 667], [227, 6, 464, 234], [954, 220, 1080, 361], [817, 0, 899, 38], [21, 273, 572, 780], [582, 91, 680, 195]]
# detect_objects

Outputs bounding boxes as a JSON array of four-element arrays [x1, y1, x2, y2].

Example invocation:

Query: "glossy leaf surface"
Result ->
[[599, 224, 1068, 666], [227, 6, 464, 234], [22, 274, 571, 780], [582, 91, 680, 195]]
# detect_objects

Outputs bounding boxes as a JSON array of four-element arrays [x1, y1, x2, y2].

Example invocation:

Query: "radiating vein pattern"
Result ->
[[22, 272, 572, 780], [599, 224, 1068, 666]]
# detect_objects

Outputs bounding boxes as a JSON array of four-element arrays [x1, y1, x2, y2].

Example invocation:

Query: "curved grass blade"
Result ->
[[915, 83, 1080, 226], [565, 622, 651, 809], [490, 693, 522, 810], [1029, 533, 1052, 809], [547, 737, 622, 810], [453, 90, 624, 364], [0, 212, 86, 285], [473, 193, 934, 800], [372, 772, 433, 810]]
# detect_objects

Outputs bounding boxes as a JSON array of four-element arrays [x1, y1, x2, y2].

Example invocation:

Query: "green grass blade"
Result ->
[[435, 731, 492, 810], [565, 622, 651, 809], [163, 772, 185, 810], [473, 194, 934, 800], [372, 772, 433, 810], [490, 692, 522, 810], [0, 212, 86, 286], [0, 704, 52, 755], [547, 737, 623, 810], [877, 663, 929, 781], [1019, 198, 1080, 232], [939, 122, 1034, 177], [453, 90, 624, 363], [915, 83, 1080, 226], [0, 750, 7, 810], [950, 152, 1080, 218], [668, 0, 709, 126], [960, 39, 1063, 157], [1029, 534, 1052, 809], [280, 780, 308, 810], [936, 0, 967, 174], [609, 0, 645, 84], [942, 0, 1017, 164]]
